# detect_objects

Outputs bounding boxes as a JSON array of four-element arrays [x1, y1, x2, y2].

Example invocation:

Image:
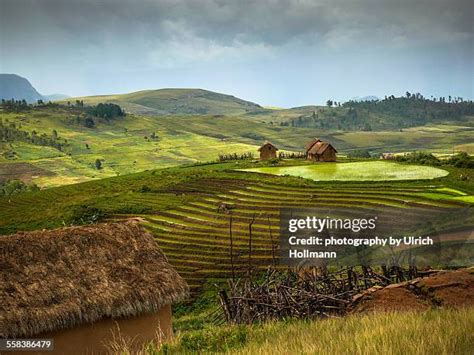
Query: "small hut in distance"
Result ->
[[305, 138, 337, 162], [258, 142, 278, 161]]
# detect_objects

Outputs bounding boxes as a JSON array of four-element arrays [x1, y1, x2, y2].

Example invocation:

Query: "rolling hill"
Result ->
[[64, 88, 264, 116], [1, 101, 473, 188]]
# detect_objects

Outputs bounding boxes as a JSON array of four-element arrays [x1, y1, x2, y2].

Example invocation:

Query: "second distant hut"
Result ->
[[258, 142, 278, 160], [305, 138, 337, 162]]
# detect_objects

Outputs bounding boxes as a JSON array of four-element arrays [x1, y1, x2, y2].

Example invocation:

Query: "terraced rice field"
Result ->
[[115, 178, 467, 296]]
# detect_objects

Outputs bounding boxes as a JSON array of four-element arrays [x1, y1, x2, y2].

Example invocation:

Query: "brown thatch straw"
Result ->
[[0, 221, 189, 338], [304, 138, 321, 152], [307, 141, 338, 155], [257, 141, 279, 151]]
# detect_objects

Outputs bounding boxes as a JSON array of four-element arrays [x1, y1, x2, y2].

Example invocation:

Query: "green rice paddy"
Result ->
[[241, 161, 449, 181]]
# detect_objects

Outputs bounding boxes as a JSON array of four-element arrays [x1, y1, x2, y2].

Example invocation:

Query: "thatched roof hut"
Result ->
[[306, 139, 337, 162], [0, 222, 188, 342], [258, 141, 278, 161]]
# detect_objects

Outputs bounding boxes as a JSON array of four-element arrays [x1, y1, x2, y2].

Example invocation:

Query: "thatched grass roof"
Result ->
[[258, 141, 278, 151], [308, 141, 337, 155], [305, 138, 321, 152], [0, 222, 189, 338]]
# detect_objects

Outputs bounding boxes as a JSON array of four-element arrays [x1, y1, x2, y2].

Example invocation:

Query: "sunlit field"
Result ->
[[242, 161, 449, 181]]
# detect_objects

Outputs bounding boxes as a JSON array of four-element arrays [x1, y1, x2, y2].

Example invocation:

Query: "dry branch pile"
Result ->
[[218, 265, 418, 324]]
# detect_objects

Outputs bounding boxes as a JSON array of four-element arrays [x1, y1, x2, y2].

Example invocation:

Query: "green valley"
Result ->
[[1, 90, 473, 188]]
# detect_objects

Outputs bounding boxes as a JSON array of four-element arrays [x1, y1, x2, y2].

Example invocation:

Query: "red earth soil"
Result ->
[[351, 268, 474, 313]]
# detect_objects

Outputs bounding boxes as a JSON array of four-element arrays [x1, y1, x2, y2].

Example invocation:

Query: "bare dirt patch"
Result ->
[[352, 286, 430, 312], [351, 268, 474, 313], [419, 269, 474, 308], [0, 162, 55, 184]]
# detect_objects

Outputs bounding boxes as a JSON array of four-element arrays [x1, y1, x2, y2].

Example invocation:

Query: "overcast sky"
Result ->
[[1, 0, 472, 107]]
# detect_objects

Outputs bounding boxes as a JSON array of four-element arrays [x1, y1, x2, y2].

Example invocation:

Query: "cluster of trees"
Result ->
[[217, 152, 254, 162], [326, 100, 342, 107], [395, 151, 473, 169], [1, 100, 126, 130], [0, 99, 62, 112], [71, 115, 96, 128], [286, 94, 474, 131], [86, 103, 125, 120], [343, 93, 474, 126], [1, 99, 32, 112], [0, 120, 67, 151], [68, 103, 125, 128]]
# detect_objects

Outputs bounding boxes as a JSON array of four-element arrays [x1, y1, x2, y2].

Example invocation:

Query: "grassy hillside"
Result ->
[[62, 88, 264, 116], [1, 103, 472, 187], [1, 160, 472, 295], [63, 89, 474, 130], [249, 95, 474, 131]]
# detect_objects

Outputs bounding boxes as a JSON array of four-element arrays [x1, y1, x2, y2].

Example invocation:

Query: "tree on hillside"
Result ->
[[95, 159, 102, 170], [326, 100, 333, 107], [86, 103, 125, 119]]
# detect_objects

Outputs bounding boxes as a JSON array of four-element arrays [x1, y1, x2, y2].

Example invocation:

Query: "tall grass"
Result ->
[[156, 308, 474, 354], [231, 308, 474, 355]]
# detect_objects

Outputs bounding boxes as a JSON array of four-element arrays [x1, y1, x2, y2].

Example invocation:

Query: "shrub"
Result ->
[[348, 149, 371, 158], [395, 152, 441, 165], [268, 157, 280, 165], [139, 185, 151, 193], [447, 152, 474, 169], [67, 205, 105, 225], [0, 180, 39, 197]]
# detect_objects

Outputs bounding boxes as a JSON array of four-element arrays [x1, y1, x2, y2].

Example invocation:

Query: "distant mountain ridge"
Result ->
[[0, 74, 69, 103], [0, 74, 43, 103]]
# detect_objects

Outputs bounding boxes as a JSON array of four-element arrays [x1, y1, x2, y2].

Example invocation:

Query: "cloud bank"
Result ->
[[1, 0, 472, 106]]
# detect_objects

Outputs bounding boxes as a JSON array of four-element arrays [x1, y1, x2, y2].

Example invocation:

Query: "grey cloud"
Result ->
[[1, 0, 472, 105], [2, 0, 472, 46]]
